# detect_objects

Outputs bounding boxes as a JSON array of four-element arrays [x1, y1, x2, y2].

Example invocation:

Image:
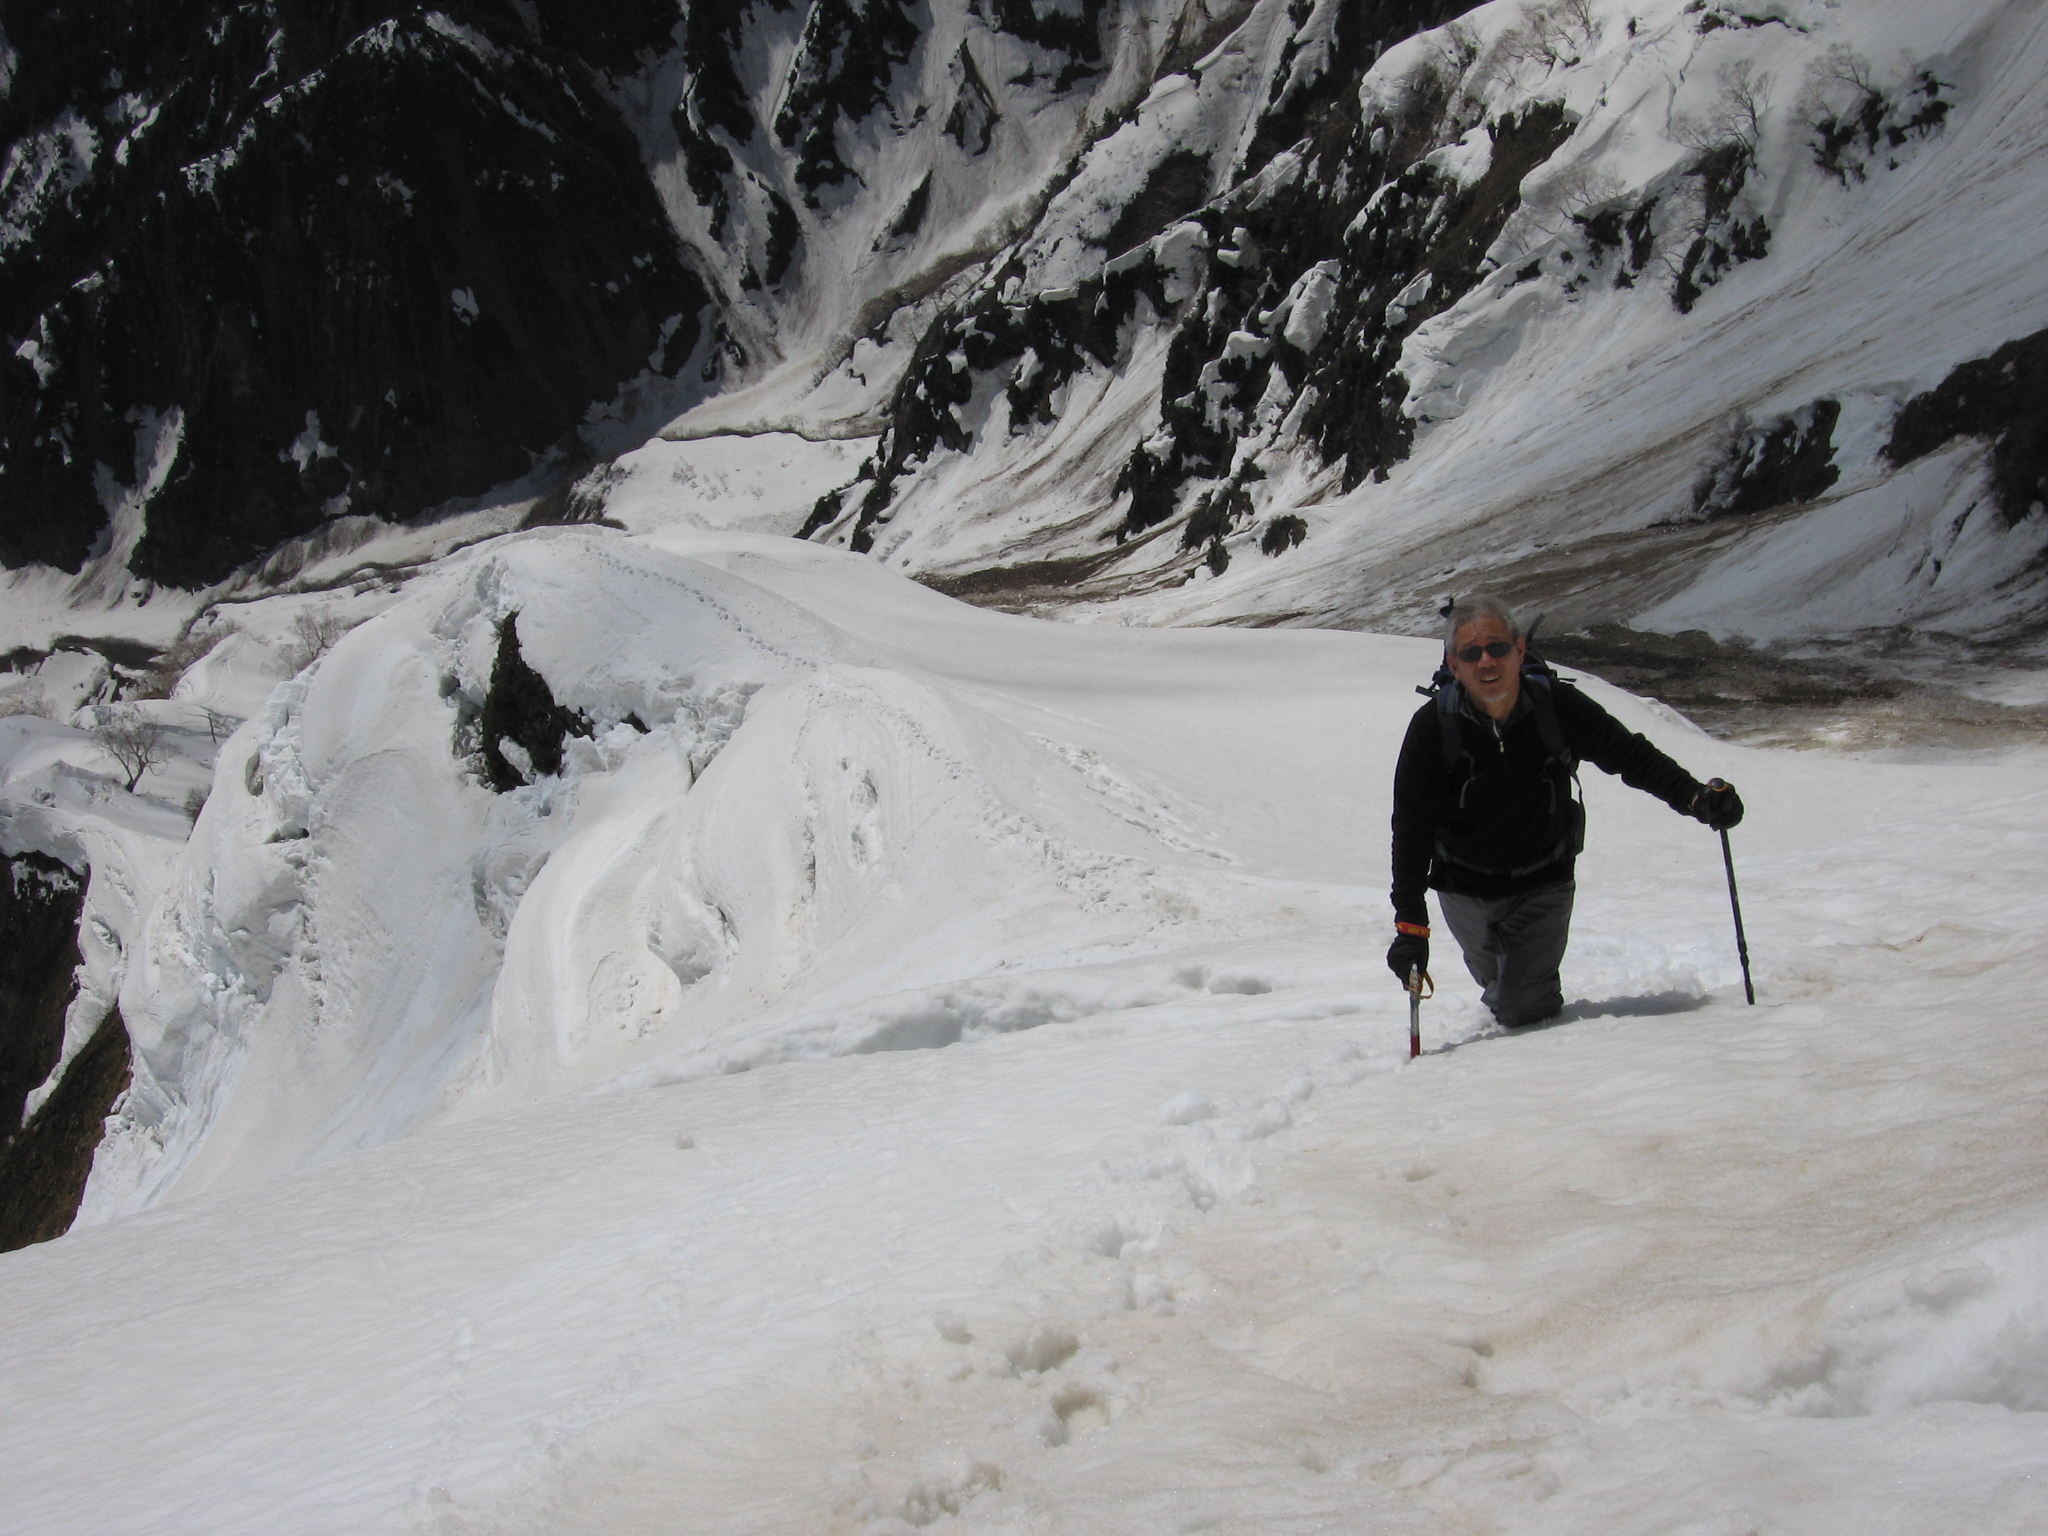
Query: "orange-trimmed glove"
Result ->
[[1387, 923, 1429, 984]]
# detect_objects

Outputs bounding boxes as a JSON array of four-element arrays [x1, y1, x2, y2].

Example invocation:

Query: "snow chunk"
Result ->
[[1281, 261, 1341, 352], [1384, 271, 1432, 330], [1421, 125, 1493, 191], [279, 411, 337, 473]]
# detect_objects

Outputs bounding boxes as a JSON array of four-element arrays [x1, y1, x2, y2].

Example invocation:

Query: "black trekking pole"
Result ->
[[1709, 779, 1755, 1005]]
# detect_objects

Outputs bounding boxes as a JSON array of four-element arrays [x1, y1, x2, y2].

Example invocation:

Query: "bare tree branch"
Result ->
[[285, 610, 354, 674], [93, 706, 171, 792]]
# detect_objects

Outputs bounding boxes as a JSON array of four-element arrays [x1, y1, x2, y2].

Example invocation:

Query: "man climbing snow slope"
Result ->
[[1388, 595, 1745, 1028]]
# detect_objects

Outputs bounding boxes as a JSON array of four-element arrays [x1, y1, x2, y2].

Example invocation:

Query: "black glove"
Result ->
[[1387, 930, 1430, 986], [1690, 778, 1744, 831]]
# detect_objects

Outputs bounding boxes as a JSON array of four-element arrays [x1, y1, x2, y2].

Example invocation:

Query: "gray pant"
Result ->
[[1438, 880, 1575, 1028]]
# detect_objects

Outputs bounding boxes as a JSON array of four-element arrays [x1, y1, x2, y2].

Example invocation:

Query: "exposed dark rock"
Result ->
[[0, 1007, 131, 1253], [0, 852, 86, 1144], [762, 187, 804, 288], [1885, 329, 2048, 526], [1688, 5, 1785, 33], [673, 0, 763, 203], [1298, 98, 1576, 495], [876, 175, 933, 251], [1692, 399, 1842, 519], [945, 44, 1001, 154], [809, 2, 1553, 559], [680, 0, 763, 146], [1102, 148, 1212, 257], [980, 0, 1109, 91], [1183, 481, 1255, 551], [1, 0, 710, 587], [1671, 138, 1768, 313], [477, 610, 592, 791], [773, 0, 920, 203], [799, 484, 851, 541], [1240, 0, 1473, 181], [1572, 194, 1658, 287], [833, 248, 1178, 551], [1806, 65, 1953, 185]]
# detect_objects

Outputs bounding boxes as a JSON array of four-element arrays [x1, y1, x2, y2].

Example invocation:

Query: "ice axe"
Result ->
[[1406, 965, 1433, 1058], [1709, 778, 1755, 1005]]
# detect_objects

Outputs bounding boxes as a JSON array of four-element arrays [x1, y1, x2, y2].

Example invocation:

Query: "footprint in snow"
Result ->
[[1160, 1090, 1216, 1126]]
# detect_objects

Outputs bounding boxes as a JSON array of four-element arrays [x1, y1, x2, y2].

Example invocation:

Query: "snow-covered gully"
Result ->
[[3, 530, 2044, 1534]]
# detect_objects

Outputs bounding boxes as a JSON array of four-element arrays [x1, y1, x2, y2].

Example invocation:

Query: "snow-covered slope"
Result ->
[[3, 520, 2046, 1533], [87, 527, 1401, 1207], [5, 1, 2048, 1527]]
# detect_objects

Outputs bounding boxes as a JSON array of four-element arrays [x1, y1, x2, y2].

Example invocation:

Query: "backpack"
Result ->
[[1416, 615, 1587, 877]]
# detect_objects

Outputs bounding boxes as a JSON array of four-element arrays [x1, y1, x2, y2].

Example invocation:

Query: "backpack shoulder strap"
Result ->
[[1416, 661, 1463, 772], [1429, 667, 1463, 777], [1521, 671, 1575, 768]]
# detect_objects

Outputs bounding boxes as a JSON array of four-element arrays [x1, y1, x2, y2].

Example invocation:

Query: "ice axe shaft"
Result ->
[[1407, 966, 1425, 1058], [1709, 779, 1755, 1005]]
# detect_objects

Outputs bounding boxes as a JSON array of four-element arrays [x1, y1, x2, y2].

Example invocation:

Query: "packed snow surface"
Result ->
[[4, 523, 2046, 1533]]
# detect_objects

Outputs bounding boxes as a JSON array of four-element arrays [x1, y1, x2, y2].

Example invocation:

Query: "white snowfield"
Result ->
[[3, 527, 2046, 1533]]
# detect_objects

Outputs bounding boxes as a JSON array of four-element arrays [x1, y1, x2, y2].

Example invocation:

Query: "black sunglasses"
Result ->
[[1453, 640, 1517, 664]]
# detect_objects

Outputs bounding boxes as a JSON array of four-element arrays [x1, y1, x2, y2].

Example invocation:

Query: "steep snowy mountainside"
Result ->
[[763, 0, 2048, 658], [1, 0, 1482, 648], [6, 0, 2042, 673]]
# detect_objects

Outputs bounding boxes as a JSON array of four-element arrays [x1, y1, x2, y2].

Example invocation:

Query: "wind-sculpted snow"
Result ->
[[84, 529, 1400, 1206], [92, 534, 856, 1206]]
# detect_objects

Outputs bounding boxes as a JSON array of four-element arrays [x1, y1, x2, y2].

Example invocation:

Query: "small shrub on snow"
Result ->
[[92, 706, 170, 792], [1798, 49, 1954, 185], [1665, 62, 1774, 313], [284, 609, 353, 674], [1261, 515, 1308, 555]]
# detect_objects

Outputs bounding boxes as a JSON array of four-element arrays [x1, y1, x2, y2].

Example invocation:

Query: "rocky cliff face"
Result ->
[[0, 848, 128, 1254], [0, 0, 1509, 594], [1, 0, 711, 588]]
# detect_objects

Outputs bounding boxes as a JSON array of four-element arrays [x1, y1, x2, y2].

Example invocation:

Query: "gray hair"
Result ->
[[1441, 594, 1521, 653]]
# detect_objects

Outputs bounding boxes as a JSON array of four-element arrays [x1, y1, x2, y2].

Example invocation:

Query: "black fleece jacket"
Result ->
[[1390, 682, 1704, 925]]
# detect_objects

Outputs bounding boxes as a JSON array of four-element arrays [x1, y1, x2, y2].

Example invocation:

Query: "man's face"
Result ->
[[1448, 614, 1526, 720]]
